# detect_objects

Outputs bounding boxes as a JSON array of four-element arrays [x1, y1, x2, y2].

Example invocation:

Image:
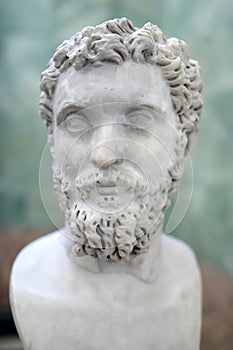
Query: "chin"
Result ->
[[64, 188, 166, 261]]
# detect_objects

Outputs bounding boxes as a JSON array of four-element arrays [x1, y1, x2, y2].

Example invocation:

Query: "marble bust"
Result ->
[[10, 18, 203, 349]]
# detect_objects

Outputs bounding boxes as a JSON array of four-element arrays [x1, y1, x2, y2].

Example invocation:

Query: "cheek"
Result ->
[[123, 128, 177, 182], [53, 133, 87, 180], [149, 119, 178, 160]]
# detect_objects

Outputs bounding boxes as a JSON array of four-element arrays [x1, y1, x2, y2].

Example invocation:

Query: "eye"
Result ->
[[65, 114, 91, 133], [127, 110, 153, 129]]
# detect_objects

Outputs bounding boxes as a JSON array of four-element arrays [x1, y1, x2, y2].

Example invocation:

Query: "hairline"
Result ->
[[39, 18, 203, 165]]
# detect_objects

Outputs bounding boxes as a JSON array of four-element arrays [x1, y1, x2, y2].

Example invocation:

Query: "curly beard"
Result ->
[[52, 165, 173, 262]]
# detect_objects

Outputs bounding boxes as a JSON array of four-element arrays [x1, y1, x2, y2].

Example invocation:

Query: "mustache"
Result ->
[[76, 168, 147, 194]]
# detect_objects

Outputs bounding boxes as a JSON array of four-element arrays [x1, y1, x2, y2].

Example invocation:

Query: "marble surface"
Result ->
[[10, 231, 201, 350], [2, 253, 233, 350], [1, 0, 232, 278], [10, 18, 203, 349]]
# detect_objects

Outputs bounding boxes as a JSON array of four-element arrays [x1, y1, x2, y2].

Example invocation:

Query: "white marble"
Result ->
[[10, 231, 201, 350], [10, 18, 203, 349]]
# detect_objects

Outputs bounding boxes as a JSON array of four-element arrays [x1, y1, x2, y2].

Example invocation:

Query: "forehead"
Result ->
[[53, 61, 173, 114]]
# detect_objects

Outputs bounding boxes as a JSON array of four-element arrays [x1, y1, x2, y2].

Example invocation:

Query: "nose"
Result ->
[[91, 145, 122, 169]]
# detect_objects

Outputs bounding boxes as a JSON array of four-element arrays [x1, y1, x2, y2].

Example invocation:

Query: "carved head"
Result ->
[[39, 18, 203, 261]]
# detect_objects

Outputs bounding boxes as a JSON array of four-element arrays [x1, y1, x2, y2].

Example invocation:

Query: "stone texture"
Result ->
[[0, 230, 232, 348], [10, 232, 202, 350], [0, 0, 233, 277], [10, 18, 204, 349]]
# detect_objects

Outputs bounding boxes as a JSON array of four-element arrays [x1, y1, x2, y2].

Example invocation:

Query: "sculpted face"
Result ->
[[52, 61, 179, 261], [39, 18, 203, 261]]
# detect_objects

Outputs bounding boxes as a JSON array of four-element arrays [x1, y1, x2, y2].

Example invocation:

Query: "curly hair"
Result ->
[[39, 17, 203, 158]]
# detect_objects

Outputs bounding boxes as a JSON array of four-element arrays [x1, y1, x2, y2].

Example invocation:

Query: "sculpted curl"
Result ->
[[39, 17, 203, 157], [38, 18, 203, 261]]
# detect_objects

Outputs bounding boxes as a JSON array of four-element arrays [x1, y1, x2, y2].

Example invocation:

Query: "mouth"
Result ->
[[97, 185, 118, 196], [76, 168, 147, 201]]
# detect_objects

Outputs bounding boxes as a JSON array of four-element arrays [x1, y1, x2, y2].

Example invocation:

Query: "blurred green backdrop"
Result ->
[[0, 0, 233, 274]]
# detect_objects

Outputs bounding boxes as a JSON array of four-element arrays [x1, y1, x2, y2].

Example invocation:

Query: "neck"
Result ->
[[61, 227, 162, 283]]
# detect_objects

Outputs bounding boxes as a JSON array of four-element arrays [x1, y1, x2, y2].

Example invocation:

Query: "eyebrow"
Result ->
[[56, 104, 87, 126], [133, 104, 165, 114], [56, 102, 165, 126]]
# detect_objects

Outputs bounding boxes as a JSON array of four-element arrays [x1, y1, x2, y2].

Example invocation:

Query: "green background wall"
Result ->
[[0, 0, 233, 274]]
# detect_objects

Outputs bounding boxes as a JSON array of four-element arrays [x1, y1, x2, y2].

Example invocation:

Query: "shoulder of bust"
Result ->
[[10, 231, 76, 291], [160, 233, 201, 288], [12, 231, 63, 267]]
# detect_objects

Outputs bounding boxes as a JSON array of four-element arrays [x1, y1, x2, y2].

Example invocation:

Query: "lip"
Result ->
[[97, 185, 118, 195]]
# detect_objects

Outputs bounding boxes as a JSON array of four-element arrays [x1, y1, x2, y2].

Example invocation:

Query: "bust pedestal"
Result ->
[[10, 231, 201, 350]]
